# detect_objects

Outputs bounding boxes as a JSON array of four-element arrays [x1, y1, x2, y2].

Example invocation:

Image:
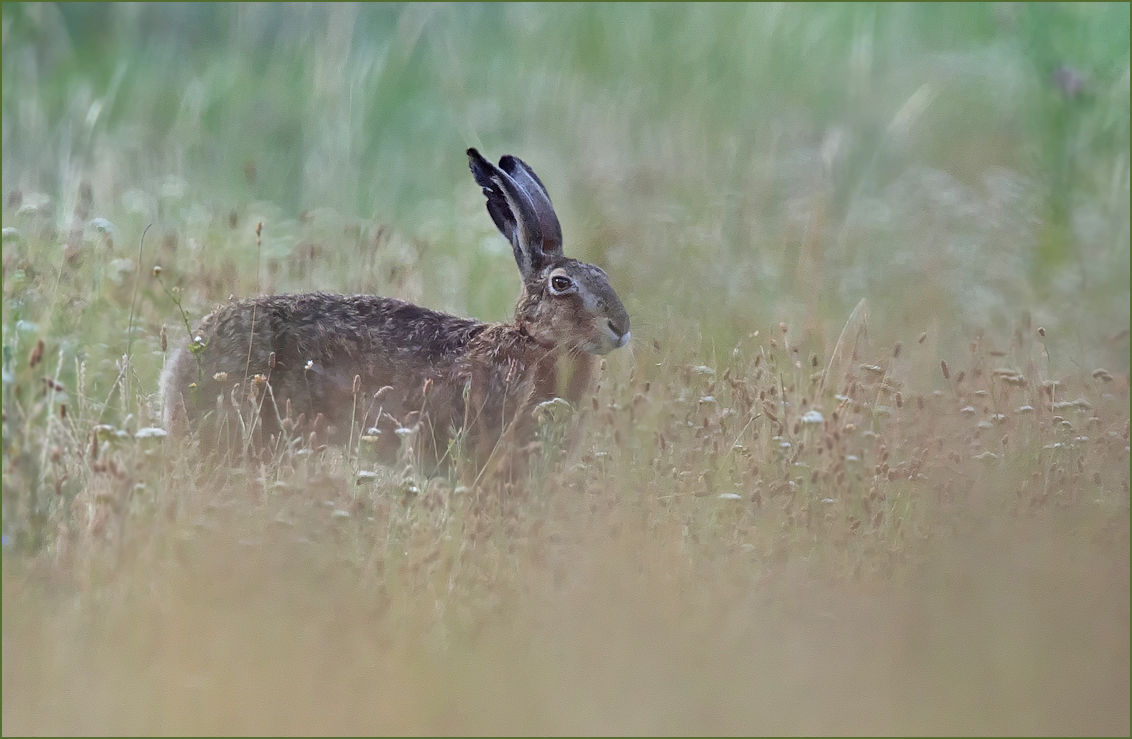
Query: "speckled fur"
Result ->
[[160, 149, 629, 475]]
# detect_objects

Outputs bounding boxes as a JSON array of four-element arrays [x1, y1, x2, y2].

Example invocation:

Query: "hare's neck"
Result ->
[[566, 353, 596, 406], [477, 323, 594, 405], [532, 349, 595, 407], [508, 320, 555, 351]]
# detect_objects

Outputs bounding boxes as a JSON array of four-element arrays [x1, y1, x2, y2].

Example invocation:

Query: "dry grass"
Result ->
[[3, 3, 1130, 735], [4, 302, 1129, 734]]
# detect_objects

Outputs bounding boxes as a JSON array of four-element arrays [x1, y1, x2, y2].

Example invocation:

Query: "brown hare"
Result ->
[[160, 148, 630, 475]]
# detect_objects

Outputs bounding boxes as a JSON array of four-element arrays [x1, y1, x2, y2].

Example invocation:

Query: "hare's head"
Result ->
[[468, 148, 630, 355]]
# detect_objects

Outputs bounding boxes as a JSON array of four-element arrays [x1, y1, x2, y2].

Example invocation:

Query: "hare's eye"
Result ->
[[550, 275, 573, 293]]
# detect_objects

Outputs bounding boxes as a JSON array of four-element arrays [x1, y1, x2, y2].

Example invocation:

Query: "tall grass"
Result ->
[[3, 3, 1129, 734]]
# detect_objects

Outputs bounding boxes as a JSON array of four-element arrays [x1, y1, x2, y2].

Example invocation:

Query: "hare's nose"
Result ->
[[606, 318, 631, 347]]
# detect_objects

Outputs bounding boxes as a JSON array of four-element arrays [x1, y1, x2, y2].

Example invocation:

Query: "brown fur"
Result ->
[[160, 150, 629, 477]]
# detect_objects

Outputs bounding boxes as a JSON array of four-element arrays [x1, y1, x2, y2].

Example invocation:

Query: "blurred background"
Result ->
[[3, 3, 1128, 363], [2, 4, 1129, 735]]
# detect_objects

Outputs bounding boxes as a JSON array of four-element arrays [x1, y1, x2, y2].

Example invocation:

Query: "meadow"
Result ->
[[2, 3, 1129, 734]]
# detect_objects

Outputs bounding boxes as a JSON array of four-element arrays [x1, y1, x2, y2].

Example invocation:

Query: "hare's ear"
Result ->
[[468, 149, 515, 243], [499, 155, 563, 256], [468, 148, 548, 279]]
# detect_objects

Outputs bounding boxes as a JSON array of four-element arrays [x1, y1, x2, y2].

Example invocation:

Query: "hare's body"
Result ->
[[161, 149, 628, 473], [162, 292, 592, 471]]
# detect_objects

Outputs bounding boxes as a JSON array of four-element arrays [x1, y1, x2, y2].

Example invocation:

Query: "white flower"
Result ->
[[801, 410, 824, 425], [135, 427, 168, 440]]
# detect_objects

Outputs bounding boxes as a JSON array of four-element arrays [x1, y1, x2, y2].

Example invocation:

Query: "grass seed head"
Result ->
[[28, 339, 44, 368]]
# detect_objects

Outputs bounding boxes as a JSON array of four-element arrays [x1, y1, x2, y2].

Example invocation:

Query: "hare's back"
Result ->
[[199, 293, 483, 371], [164, 293, 484, 426]]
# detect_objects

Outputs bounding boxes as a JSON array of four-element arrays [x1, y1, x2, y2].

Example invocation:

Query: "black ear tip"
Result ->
[[467, 149, 496, 180]]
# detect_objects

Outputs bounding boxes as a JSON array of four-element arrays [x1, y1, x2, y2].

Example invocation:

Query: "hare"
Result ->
[[160, 148, 630, 475]]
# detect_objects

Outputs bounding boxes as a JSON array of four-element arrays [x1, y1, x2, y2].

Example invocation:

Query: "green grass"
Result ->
[[2, 3, 1129, 734]]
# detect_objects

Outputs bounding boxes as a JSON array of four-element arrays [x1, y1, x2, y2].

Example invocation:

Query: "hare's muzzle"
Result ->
[[602, 316, 631, 352]]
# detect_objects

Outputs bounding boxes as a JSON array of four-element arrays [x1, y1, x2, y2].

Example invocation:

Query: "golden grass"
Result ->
[[3, 302, 1129, 734]]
